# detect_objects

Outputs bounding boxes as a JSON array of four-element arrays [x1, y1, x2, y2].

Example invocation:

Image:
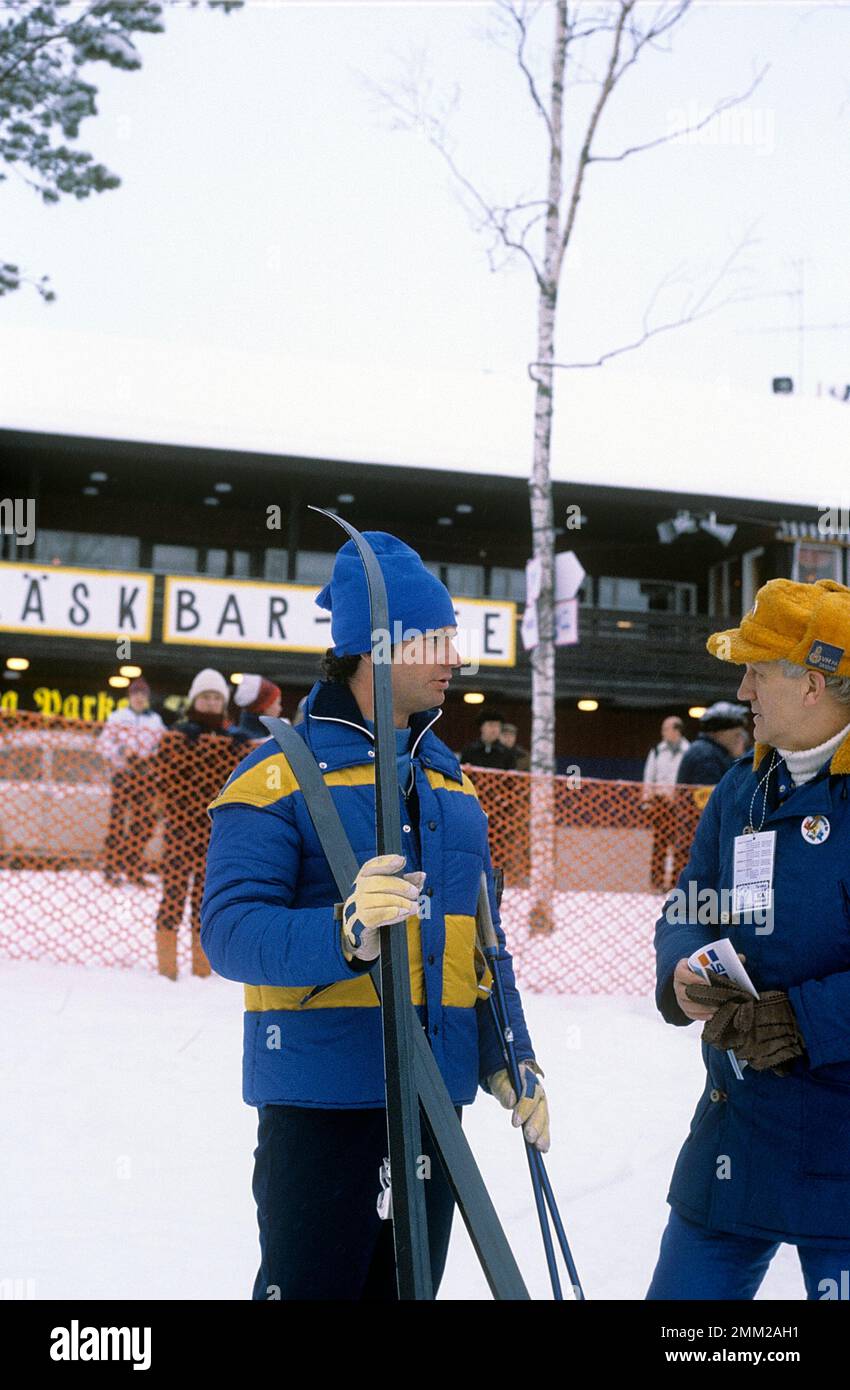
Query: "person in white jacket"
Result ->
[[98, 678, 164, 883], [641, 715, 690, 890]]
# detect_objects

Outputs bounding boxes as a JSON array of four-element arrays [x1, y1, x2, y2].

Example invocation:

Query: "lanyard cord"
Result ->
[[745, 749, 778, 834]]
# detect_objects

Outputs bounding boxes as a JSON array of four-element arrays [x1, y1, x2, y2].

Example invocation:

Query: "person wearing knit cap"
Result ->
[[460, 710, 517, 771], [98, 675, 164, 884], [669, 702, 750, 883], [153, 668, 251, 981], [233, 674, 283, 740], [202, 529, 542, 1300], [649, 577, 850, 1300], [676, 701, 750, 787], [185, 667, 231, 710]]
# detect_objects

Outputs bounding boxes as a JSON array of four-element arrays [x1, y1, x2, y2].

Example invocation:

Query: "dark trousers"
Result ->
[[104, 767, 156, 875], [155, 823, 207, 932], [646, 795, 674, 888], [672, 793, 703, 884], [647, 1208, 850, 1300], [251, 1103, 459, 1300]]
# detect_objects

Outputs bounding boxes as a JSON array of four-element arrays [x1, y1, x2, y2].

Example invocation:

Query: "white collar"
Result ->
[[776, 721, 850, 786]]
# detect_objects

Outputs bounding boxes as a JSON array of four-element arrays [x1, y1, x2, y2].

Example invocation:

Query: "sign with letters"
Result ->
[[451, 597, 515, 667], [0, 564, 516, 666], [163, 575, 333, 651], [163, 576, 516, 666], [0, 564, 153, 640]]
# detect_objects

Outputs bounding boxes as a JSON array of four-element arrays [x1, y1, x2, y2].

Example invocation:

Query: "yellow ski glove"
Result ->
[[488, 1059, 550, 1152], [341, 853, 425, 963]]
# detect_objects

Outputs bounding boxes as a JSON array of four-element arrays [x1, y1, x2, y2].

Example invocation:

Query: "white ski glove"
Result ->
[[488, 1059, 550, 1152], [340, 853, 425, 963]]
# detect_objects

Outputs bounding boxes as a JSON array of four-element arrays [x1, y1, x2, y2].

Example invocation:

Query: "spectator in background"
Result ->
[[154, 668, 250, 981], [158, 693, 187, 729], [672, 702, 750, 882], [233, 674, 284, 739], [641, 715, 690, 890], [500, 722, 530, 771], [461, 711, 517, 770], [677, 702, 750, 786], [98, 677, 164, 885]]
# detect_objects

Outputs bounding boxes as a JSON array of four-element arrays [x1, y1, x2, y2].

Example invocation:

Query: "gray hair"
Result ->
[[778, 659, 850, 706]]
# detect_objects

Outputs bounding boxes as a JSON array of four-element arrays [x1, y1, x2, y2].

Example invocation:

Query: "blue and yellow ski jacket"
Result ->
[[200, 679, 534, 1109]]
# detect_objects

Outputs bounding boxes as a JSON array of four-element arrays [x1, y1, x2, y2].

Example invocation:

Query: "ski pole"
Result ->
[[483, 986, 563, 1299], [483, 959, 585, 1301], [478, 875, 586, 1301]]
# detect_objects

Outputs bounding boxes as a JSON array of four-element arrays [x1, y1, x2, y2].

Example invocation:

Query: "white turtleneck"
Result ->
[[776, 721, 850, 787]]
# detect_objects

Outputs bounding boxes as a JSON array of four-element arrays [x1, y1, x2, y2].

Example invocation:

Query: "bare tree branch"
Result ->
[[530, 222, 771, 378], [588, 65, 770, 164], [555, 0, 635, 281], [358, 58, 547, 289], [495, 0, 554, 141], [613, 0, 693, 84], [526, 294, 750, 376]]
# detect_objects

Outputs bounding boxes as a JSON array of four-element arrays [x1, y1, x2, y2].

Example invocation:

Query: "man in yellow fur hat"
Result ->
[[649, 578, 850, 1300]]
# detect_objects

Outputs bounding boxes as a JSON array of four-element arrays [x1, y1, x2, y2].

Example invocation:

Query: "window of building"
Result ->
[[35, 531, 141, 570], [443, 563, 484, 598], [204, 549, 228, 577], [489, 567, 526, 602], [597, 577, 696, 614], [200, 549, 254, 578], [741, 547, 768, 614], [488, 566, 592, 605], [708, 556, 743, 616], [576, 576, 593, 607], [264, 549, 289, 582], [152, 544, 199, 574], [295, 550, 334, 585], [793, 542, 843, 585]]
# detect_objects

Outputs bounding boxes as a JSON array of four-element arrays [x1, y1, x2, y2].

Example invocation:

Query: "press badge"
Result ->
[[732, 830, 776, 916]]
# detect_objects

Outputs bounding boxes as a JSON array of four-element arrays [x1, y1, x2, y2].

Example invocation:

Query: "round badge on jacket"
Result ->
[[800, 814, 830, 844]]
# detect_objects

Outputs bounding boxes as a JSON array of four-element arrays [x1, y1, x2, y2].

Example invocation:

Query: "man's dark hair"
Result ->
[[478, 709, 504, 728], [319, 649, 362, 683]]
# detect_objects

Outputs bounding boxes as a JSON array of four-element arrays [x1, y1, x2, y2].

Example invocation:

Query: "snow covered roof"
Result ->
[[5, 324, 848, 511]]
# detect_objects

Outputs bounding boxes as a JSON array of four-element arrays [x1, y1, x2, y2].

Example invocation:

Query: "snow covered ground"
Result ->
[[0, 870, 661, 996], [0, 959, 807, 1301]]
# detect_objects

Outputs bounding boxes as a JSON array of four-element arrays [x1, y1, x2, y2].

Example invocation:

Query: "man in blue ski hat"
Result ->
[[202, 530, 545, 1300]]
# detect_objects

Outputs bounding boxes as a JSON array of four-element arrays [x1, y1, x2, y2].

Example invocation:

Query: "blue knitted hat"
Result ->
[[316, 532, 457, 656]]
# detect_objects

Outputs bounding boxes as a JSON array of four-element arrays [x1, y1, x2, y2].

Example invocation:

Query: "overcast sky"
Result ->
[[2, 1, 850, 504]]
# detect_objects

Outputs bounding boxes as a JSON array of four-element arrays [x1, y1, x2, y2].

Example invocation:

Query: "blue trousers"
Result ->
[[647, 1208, 850, 1300], [251, 1103, 458, 1300]]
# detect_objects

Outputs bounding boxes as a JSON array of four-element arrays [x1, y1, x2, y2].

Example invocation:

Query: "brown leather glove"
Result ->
[[683, 977, 751, 1045], [685, 980, 805, 1073]]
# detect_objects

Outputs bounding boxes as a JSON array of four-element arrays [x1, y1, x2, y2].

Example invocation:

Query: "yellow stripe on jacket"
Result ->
[[244, 914, 483, 1012]]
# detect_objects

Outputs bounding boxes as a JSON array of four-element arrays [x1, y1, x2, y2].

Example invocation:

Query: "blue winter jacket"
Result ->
[[655, 725, 850, 1244], [200, 679, 534, 1109], [677, 734, 736, 787]]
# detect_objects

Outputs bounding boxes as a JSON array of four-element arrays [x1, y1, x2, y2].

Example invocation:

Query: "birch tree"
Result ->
[[365, 0, 768, 928], [365, 0, 767, 775]]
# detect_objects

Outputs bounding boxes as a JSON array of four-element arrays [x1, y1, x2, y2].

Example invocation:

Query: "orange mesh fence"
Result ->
[[466, 767, 711, 997], [0, 711, 251, 978], [0, 713, 709, 993]]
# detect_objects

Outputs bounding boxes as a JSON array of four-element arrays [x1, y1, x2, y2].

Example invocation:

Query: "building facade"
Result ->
[[2, 427, 847, 774]]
